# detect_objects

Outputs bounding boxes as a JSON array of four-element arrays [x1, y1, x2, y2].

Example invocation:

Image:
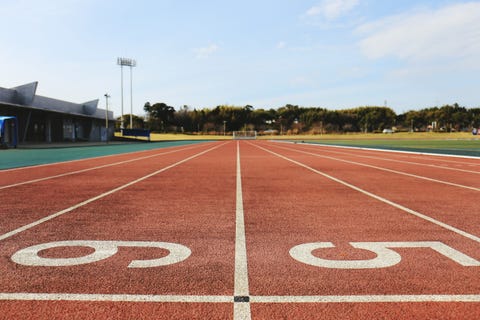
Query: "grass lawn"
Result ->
[[289, 132, 480, 157], [141, 131, 477, 141]]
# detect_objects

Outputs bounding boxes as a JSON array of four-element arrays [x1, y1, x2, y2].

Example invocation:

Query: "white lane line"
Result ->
[[273, 144, 480, 192], [295, 143, 480, 175], [252, 295, 480, 303], [0, 293, 231, 303], [0, 143, 225, 242], [234, 141, 252, 320], [0, 144, 206, 190], [281, 140, 480, 161], [1, 293, 479, 303], [252, 143, 480, 244]]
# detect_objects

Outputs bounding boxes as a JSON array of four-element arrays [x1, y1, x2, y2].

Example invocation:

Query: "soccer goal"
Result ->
[[232, 131, 257, 140]]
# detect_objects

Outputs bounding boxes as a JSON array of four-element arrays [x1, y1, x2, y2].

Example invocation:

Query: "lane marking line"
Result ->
[[251, 294, 480, 303], [0, 143, 225, 242], [0, 293, 479, 303], [273, 144, 480, 192], [294, 143, 480, 175], [252, 143, 480, 244], [0, 293, 232, 303], [234, 141, 252, 320], [273, 140, 480, 160], [0, 144, 206, 190]]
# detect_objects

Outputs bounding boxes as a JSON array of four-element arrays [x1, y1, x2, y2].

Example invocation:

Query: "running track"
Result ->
[[0, 140, 479, 319]]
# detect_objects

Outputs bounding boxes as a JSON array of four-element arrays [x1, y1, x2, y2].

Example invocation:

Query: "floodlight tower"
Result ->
[[117, 57, 137, 129]]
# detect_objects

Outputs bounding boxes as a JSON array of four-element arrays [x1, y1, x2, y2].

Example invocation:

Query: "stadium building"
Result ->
[[0, 82, 114, 144]]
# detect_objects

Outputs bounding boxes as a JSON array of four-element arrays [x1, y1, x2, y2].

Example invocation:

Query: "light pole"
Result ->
[[223, 120, 226, 136], [117, 57, 137, 129], [104, 93, 110, 143]]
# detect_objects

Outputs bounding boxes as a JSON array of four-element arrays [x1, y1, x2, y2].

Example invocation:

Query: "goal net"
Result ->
[[232, 131, 257, 140]]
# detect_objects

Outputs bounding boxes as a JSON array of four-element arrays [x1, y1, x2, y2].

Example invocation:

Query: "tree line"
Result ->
[[118, 102, 480, 134]]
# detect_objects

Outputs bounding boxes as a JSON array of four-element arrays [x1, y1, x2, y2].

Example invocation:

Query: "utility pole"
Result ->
[[104, 93, 110, 143]]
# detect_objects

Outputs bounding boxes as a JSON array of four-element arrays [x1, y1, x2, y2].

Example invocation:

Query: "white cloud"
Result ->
[[194, 44, 219, 59], [306, 0, 360, 20], [357, 2, 480, 63]]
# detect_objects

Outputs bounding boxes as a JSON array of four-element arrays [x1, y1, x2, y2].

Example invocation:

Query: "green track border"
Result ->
[[0, 141, 210, 170]]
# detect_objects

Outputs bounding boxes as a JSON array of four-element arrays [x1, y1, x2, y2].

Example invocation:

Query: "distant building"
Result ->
[[0, 82, 114, 143]]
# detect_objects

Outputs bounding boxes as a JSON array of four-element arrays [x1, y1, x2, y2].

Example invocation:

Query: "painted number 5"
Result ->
[[11, 240, 191, 268], [290, 241, 480, 269]]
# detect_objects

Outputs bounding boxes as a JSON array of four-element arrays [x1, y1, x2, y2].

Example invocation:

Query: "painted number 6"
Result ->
[[11, 240, 191, 268]]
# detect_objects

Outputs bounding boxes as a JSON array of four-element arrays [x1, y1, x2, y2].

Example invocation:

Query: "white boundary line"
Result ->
[[234, 141, 252, 319], [252, 143, 480, 244], [272, 144, 480, 192], [0, 143, 225, 242], [272, 140, 480, 160], [251, 294, 480, 303], [0, 293, 232, 303], [0, 293, 479, 303], [292, 142, 480, 174], [0, 144, 204, 190]]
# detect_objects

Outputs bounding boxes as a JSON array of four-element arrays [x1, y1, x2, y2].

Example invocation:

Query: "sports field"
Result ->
[[1, 140, 479, 319]]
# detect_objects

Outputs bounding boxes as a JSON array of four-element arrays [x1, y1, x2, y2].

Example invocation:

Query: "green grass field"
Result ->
[[304, 138, 480, 156], [144, 131, 476, 141], [281, 132, 479, 157]]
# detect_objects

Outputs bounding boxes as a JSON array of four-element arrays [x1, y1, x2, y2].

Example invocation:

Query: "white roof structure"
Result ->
[[0, 82, 113, 120]]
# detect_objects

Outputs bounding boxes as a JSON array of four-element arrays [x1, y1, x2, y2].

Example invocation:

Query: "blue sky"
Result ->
[[1, 0, 480, 116]]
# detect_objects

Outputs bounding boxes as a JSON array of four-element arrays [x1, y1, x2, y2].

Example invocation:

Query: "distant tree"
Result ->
[[115, 114, 145, 130], [135, 101, 476, 134], [122, 114, 145, 129], [174, 105, 193, 132], [144, 102, 175, 132], [468, 108, 480, 128]]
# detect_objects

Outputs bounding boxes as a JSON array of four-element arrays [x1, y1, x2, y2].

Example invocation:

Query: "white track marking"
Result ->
[[277, 140, 480, 161], [0, 293, 232, 303], [251, 295, 480, 303], [0, 143, 225, 242], [11, 240, 191, 268], [234, 141, 252, 320], [290, 241, 480, 269], [234, 302, 251, 320], [273, 144, 480, 192], [0, 292, 479, 303], [295, 143, 480, 174], [0, 144, 205, 190], [252, 143, 480, 244]]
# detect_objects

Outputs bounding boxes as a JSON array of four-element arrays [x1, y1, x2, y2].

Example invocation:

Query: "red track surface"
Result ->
[[1, 141, 479, 319]]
